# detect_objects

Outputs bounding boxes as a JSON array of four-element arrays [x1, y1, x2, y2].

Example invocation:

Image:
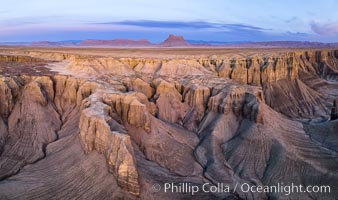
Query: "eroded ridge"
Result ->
[[0, 48, 337, 200]]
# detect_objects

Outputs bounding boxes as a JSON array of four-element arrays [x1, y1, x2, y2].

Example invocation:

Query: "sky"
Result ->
[[1, 0, 338, 43]]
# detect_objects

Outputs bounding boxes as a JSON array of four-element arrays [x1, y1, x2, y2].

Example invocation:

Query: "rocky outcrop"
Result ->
[[154, 80, 188, 124], [79, 96, 140, 196], [183, 84, 211, 132], [218, 54, 298, 85], [157, 59, 214, 77], [129, 78, 154, 99], [132, 59, 162, 74], [207, 87, 264, 122], [264, 79, 328, 119], [66, 57, 135, 77], [101, 92, 153, 133], [0, 73, 142, 196], [0, 77, 62, 180], [0, 77, 21, 119], [159, 34, 190, 47], [0, 55, 45, 63], [302, 50, 338, 80]]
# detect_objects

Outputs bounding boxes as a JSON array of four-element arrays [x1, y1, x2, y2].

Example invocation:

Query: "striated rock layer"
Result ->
[[0, 47, 337, 200]]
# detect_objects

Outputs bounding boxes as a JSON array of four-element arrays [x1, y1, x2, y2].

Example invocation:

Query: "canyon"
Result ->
[[0, 46, 337, 200]]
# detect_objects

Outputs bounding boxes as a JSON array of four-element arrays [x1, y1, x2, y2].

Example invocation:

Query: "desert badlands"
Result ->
[[0, 46, 337, 200]]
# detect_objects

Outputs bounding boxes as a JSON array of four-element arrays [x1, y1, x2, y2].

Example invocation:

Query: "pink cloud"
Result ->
[[311, 22, 338, 35]]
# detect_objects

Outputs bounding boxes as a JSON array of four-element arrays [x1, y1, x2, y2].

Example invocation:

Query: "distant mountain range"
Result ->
[[1, 35, 338, 48], [31, 40, 81, 46], [80, 39, 151, 47], [78, 34, 191, 47]]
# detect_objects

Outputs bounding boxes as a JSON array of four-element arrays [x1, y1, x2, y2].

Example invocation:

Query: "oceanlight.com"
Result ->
[[151, 182, 331, 196]]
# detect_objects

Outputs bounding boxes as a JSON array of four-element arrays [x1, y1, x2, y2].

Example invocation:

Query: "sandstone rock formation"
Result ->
[[79, 96, 140, 195], [0, 47, 337, 200], [159, 34, 191, 47]]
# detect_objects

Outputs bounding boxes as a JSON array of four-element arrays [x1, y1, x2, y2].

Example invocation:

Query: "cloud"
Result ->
[[311, 22, 338, 35], [98, 20, 269, 32], [2, 19, 330, 43], [284, 16, 298, 24]]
